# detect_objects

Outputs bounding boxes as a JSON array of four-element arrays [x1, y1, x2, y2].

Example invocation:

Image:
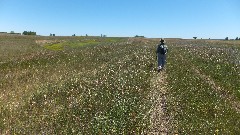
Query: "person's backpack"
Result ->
[[157, 44, 167, 54]]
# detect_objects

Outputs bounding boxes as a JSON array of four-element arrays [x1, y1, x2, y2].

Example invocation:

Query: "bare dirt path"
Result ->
[[148, 71, 173, 134]]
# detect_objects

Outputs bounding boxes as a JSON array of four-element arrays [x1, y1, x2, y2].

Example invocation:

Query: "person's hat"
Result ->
[[160, 38, 165, 43]]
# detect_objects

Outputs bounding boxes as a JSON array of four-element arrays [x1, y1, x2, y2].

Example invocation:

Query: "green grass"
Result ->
[[166, 40, 240, 134], [44, 43, 64, 50], [42, 37, 125, 51], [43, 40, 99, 50], [1, 36, 240, 134], [0, 36, 156, 134]]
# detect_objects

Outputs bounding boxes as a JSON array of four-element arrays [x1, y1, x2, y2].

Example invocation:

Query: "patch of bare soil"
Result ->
[[148, 71, 175, 134], [127, 38, 150, 45], [35, 40, 65, 46]]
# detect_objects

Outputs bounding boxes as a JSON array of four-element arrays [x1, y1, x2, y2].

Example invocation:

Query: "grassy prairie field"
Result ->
[[0, 35, 240, 134], [167, 39, 240, 134]]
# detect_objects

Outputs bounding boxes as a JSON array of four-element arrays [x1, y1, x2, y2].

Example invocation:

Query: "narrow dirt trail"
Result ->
[[148, 71, 172, 134]]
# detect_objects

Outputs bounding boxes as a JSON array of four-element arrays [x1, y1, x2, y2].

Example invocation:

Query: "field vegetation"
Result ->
[[0, 35, 239, 134], [167, 39, 240, 134], [0, 36, 155, 134]]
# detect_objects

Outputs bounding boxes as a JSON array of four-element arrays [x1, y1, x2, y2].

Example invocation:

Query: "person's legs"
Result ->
[[157, 54, 163, 72], [162, 55, 166, 68], [157, 54, 162, 66]]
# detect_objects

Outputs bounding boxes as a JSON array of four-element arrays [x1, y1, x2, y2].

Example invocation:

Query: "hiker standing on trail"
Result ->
[[156, 38, 168, 72]]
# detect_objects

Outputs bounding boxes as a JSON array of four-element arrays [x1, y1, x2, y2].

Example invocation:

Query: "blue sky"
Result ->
[[0, 0, 239, 38]]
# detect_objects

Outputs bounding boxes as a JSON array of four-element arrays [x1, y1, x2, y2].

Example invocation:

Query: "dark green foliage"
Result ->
[[135, 35, 145, 38], [22, 31, 36, 35]]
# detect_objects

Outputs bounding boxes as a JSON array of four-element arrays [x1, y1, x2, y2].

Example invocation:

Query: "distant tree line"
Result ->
[[225, 37, 240, 40], [50, 33, 55, 36], [193, 36, 240, 40], [101, 34, 107, 37], [135, 35, 145, 38], [22, 31, 36, 35]]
